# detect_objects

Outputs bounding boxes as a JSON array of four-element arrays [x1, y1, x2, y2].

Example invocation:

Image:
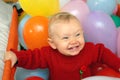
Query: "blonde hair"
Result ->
[[48, 12, 80, 37]]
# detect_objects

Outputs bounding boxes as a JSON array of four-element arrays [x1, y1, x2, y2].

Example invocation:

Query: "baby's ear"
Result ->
[[48, 38, 56, 49]]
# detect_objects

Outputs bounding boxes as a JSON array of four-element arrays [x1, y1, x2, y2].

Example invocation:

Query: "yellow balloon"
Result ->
[[19, 0, 60, 16]]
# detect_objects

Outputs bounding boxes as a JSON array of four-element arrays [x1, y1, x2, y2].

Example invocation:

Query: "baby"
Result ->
[[4, 12, 120, 80]]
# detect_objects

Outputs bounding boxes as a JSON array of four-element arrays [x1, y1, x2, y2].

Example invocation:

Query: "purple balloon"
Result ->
[[82, 11, 117, 53]]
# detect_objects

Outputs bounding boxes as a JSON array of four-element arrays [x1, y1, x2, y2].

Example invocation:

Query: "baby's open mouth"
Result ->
[[68, 45, 79, 50]]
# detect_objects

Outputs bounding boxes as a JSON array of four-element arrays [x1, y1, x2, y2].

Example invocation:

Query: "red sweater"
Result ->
[[13, 42, 120, 80]]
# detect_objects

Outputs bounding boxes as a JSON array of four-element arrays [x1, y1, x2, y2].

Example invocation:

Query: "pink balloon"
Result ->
[[61, 0, 90, 23], [82, 11, 117, 53], [117, 27, 120, 57], [82, 0, 87, 2]]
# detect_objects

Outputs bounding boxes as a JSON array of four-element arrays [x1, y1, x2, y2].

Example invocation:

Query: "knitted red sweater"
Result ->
[[13, 42, 120, 80]]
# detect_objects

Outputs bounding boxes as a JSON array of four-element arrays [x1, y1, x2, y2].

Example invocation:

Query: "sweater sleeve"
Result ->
[[96, 44, 120, 72], [11, 48, 48, 69]]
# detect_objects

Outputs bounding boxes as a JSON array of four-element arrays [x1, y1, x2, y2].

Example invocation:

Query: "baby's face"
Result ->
[[48, 19, 85, 56]]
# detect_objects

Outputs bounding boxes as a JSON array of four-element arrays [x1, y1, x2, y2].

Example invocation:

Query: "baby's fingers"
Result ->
[[4, 51, 12, 61], [4, 51, 17, 67]]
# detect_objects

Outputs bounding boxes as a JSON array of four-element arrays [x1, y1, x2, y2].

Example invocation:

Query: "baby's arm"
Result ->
[[4, 51, 18, 67], [96, 44, 120, 72]]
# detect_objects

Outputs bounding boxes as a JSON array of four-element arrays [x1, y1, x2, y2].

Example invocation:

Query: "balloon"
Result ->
[[116, 4, 120, 17], [113, 4, 118, 15], [15, 67, 49, 80], [19, 0, 59, 16], [96, 69, 120, 78], [61, 0, 90, 23], [82, 0, 87, 2], [117, 27, 120, 57], [82, 76, 120, 80], [18, 14, 31, 49], [25, 76, 44, 80], [118, 0, 120, 4], [111, 15, 120, 28], [87, 0, 117, 15], [23, 16, 49, 50], [94, 66, 120, 78], [82, 11, 117, 53], [59, 0, 71, 8]]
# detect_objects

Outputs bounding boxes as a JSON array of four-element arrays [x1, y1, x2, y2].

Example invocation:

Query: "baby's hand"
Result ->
[[4, 51, 17, 67]]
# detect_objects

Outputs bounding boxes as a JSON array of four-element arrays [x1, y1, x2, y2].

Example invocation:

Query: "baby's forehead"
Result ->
[[48, 17, 83, 35], [51, 18, 81, 26], [50, 19, 82, 30], [52, 20, 83, 31]]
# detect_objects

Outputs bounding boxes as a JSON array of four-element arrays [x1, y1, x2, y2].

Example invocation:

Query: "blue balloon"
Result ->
[[15, 67, 49, 80], [87, 0, 117, 15], [18, 14, 31, 49]]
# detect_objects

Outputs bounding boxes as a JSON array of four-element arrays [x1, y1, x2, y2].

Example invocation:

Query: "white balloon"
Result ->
[[59, 0, 71, 8], [82, 76, 120, 80]]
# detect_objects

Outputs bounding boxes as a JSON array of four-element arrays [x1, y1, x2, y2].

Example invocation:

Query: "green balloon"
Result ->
[[111, 15, 120, 28]]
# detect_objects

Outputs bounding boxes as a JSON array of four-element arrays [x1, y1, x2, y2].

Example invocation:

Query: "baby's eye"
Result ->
[[76, 33, 80, 37], [62, 36, 69, 40]]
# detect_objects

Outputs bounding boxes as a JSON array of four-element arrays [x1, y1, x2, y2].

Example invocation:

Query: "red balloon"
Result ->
[[91, 63, 120, 78], [116, 4, 120, 17], [95, 66, 120, 78], [23, 16, 49, 50], [25, 76, 44, 80]]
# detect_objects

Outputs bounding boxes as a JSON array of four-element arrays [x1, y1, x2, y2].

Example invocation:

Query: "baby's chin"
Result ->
[[71, 52, 80, 56], [64, 51, 80, 56]]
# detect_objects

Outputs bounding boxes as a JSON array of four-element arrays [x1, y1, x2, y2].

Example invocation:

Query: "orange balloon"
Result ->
[[23, 16, 49, 50]]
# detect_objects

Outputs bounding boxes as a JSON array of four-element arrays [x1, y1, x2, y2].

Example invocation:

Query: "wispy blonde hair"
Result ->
[[48, 12, 81, 37]]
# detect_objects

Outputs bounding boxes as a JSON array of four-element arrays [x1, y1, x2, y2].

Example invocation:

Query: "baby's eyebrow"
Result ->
[[75, 30, 83, 34], [62, 34, 71, 37]]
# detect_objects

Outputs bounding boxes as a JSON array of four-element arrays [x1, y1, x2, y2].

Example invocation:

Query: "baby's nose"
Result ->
[[70, 38, 78, 45]]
